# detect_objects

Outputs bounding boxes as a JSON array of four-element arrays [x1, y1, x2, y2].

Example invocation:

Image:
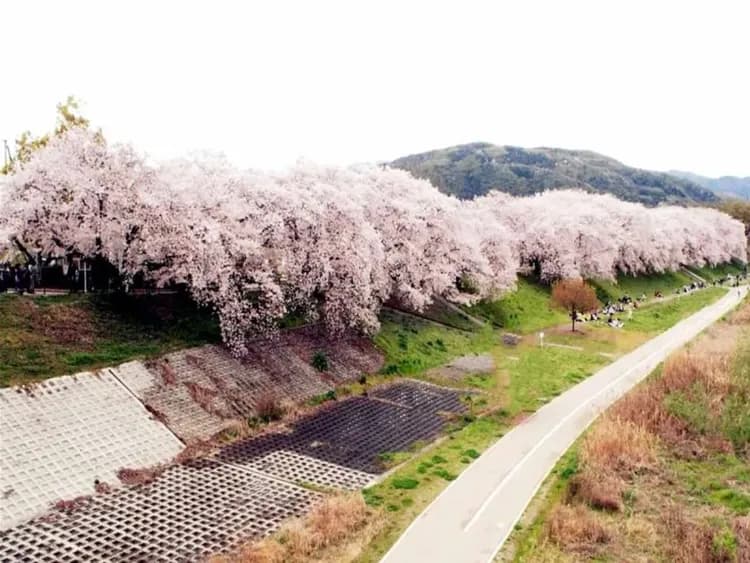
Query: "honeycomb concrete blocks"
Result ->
[[0, 460, 319, 562], [118, 336, 382, 443], [0, 370, 183, 530], [113, 360, 230, 443], [237, 449, 376, 490], [219, 380, 469, 475], [0, 377, 467, 560]]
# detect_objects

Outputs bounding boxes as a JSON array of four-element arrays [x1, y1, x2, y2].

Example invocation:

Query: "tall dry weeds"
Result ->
[[210, 493, 383, 563], [660, 507, 717, 563], [734, 516, 750, 563], [610, 329, 741, 456], [545, 504, 611, 555], [580, 417, 658, 475]]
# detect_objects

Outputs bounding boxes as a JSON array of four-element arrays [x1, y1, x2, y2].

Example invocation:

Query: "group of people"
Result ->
[[716, 272, 748, 287], [575, 293, 649, 330], [675, 280, 706, 294], [0, 264, 36, 294]]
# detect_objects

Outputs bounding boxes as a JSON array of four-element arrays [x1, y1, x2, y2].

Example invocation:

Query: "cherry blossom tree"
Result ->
[[1, 128, 745, 356], [1, 128, 156, 282]]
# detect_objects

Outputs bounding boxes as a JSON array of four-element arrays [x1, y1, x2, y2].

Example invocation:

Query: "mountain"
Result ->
[[390, 143, 718, 206], [668, 170, 750, 200]]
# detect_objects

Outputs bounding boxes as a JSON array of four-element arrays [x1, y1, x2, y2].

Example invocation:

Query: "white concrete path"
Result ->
[[382, 287, 747, 563]]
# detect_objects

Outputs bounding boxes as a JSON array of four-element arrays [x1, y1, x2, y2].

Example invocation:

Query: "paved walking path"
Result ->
[[382, 287, 747, 563]]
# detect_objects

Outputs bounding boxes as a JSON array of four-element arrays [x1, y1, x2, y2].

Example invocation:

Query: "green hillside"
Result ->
[[391, 143, 718, 205]]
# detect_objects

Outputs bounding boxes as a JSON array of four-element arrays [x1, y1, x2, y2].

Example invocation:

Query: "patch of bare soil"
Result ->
[[427, 353, 495, 381]]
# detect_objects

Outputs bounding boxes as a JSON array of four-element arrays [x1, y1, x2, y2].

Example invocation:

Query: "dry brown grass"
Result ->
[[581, 417, 658, 475], [255, 393, 285, 422], [116, 465, 164, 486], [735, 516, 750, 562], [174, 439, 216, 463], [210, 493, 384, 563], [660, 507, 717, 563], [52, 495, 92, 513], [729, 300, 750, 325], [9, 299, 96, 347], [566, 417, 658, 512], [533, 306, 750, 562], [568, 468, 625, 512], [154, 359, 178, 385], [185, 381, 219, 413], [611, 329, 739, 456], [545, 504, 611, 555]]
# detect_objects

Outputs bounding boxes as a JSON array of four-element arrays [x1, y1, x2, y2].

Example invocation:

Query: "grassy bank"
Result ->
[[0, 293, 219, 386], [468, 277, 568, 333], [507, 297, 750, 562], [591, 270, 693, 302], [688, 261, 746, 283]]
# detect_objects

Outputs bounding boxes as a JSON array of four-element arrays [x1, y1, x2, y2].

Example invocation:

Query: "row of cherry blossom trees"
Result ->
[[0, 129, 745, 353]]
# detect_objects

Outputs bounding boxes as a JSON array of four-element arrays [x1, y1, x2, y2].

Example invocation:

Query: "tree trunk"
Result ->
[[571, 309, 576, 332]]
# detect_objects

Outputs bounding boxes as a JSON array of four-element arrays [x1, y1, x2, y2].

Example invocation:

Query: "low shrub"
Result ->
[[545, 504, 611, 554], [391, 477, 419, 490], [568, 468, 624, 512], [311, 351, 329, 372]]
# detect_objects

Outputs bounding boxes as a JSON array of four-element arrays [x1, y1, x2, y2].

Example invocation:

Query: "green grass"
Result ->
[[688, 262, 746, 283], [358, 411, 508, 562], [623, 287, 726, 333], [467, 265, 734, 335], [0, 292, 219, 386], [505, 345, 607, 416], [468, 277, 567, 333], [374, 309, 495, 375], [511, 449, 581, 560], [591, 269, 693, 302]]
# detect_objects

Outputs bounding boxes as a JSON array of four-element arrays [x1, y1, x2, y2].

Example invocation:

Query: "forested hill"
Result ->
[[390, 143, 718, 206], [668, 170, 750, 200]]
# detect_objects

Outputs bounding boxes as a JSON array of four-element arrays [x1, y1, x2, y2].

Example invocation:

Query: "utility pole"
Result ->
[[3, 139, 12, 170]]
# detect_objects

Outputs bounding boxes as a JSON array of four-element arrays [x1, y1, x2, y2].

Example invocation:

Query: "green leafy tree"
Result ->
[[2, 96, 89, 174]]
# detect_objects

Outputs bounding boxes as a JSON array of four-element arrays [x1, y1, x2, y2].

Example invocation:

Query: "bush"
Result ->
[[391, 477, 419, 490], [311, 351, 329, 372]]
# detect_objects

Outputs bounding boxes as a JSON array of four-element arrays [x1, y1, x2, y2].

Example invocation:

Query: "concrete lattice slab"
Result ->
[[237, 449, 376, 490], [0, 460, 318, 563], [113, 360, 229, 442], [0, 370, 183, 530], [112, 328, 384, 444], [219, 380, 468, 474]]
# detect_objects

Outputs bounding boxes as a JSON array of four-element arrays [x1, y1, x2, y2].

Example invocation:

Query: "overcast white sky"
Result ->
[[2, 0, 748, 176]]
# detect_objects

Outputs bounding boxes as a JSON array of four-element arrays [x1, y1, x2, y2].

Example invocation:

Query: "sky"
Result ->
[[2, 0, 749, 177]]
